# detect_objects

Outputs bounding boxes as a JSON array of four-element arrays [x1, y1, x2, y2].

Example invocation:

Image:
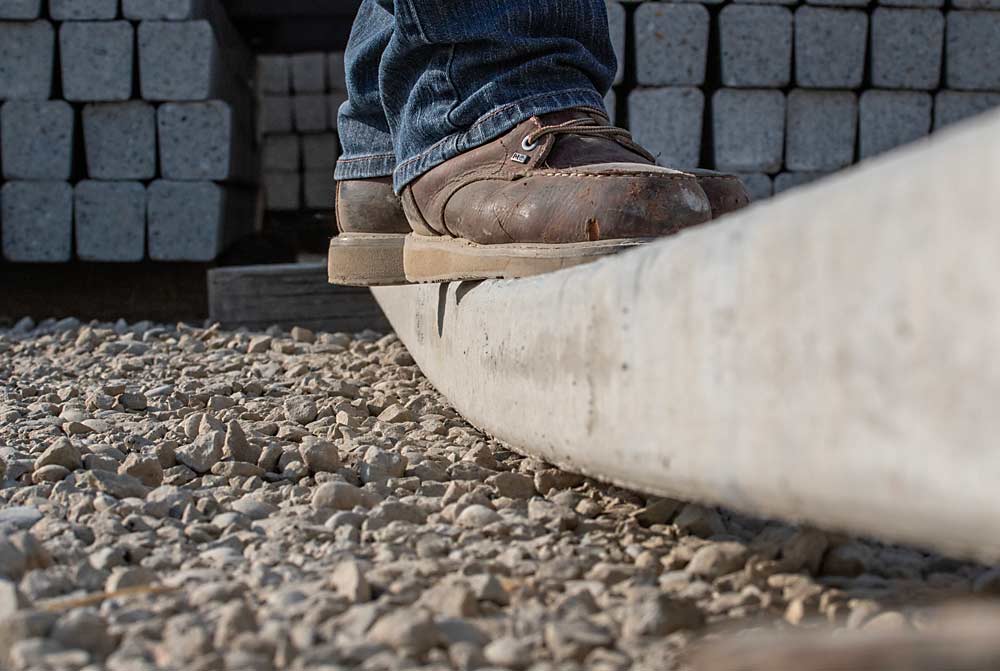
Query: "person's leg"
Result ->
[[329, 0, 411, 286], [379, 0, 617, 191], [334, 0, 396, 182]]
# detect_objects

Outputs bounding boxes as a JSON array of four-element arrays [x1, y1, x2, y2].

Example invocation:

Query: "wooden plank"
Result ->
[[207, 262, 390, 333]]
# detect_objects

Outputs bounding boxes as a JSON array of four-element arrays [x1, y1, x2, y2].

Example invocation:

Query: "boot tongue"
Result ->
[[534, 109, 655, 169]]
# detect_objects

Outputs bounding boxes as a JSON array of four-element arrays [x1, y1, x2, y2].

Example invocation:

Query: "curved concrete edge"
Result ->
[[373, 109, 1000, 562]]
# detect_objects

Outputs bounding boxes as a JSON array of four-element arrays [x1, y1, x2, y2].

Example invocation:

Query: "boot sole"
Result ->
[[402, 233, 651, 283], [327, 232, 407, 286]]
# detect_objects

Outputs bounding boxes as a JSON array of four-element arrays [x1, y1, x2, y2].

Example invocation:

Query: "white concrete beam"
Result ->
[[373, 109, 1000, 561]]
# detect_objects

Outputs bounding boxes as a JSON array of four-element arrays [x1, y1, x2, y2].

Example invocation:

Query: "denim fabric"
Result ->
[[335, 0, 617, 192]]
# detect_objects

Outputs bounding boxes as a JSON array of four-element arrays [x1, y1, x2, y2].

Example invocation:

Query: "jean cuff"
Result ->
[[391, 87, 609, 192], [334, 152, 397, 181]]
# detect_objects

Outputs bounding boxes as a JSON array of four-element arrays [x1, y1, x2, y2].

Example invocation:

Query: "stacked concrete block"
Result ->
[[303, 171, 334, 210], [147, 180, 253, 261], [628, 88, 704, 168], [0, 20, 54, 100], [138, 20, 245, 102], [0, 0, 40, 19], [934, 91, 1000, 129], [712, 89, 785, 173], [946, 11, 1000, 91], [719, 5, 793, 88], [735, 173, 773, 202], [795, 8, 868, 89], [82, 102, 157, 180], [0, 2, 263, 265], [157, 101, 254, 182], [74, 181, 146, 262], [1, 182, 73, 262], [870, 9, 944, 90], [1, 101, 74, 179], [773, 171, 827, 194], [60, 21, 134, 102], [50, 0, 119, 20], [859, 91, 932, 158], [257, 51, 344, 214], [785, 90, 858, 171], [634, 4, 709, 86]]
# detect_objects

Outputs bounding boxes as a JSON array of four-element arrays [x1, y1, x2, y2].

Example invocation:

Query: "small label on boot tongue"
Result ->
[[511, 153, 530, 164]]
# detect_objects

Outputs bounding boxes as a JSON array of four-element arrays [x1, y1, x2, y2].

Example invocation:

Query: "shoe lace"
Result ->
[[522, 117, 657, 163]]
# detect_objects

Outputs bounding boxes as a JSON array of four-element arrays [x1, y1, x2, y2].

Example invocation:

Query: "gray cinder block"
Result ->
[[628, 87, 704, 169], [735, 0, 795, 5], [327, 51, 346, 91], [773, 171, 827, 194], [74, 181, 146, 262], [0, 21, 54, 100], [786, 90, 858, 171], [262, 134, 300, 172], [147, 180, 253, 261], [952, 0, 1000, 8], [880, 0, 943, 8], [327, 91, 348, 128], [59, 21, 133, 102], [291, 52, 326, 94], [157, 101, 253, 182], [1, 181, 73, 262], [871, 8, 944, 90], [712, 89, 786, 173], [258, 96, 292, 135], [122, 0, 212, 19], [604, 89, 616, 125], [804, 0, 868, 7], [0, 0, 41, 19], [934, 90, 1000, 130], [719, 5, 793, 88], [293, 94, 328, 132], [263, 173, 300, 211], [50, 0, 118, 20], [946, 11, 1000, 91], [302, 133, 338, 171], [735, 173, 773, 201], [859, 90, 932, 159], [635, 3, 710, 86], [304, 170, 334, 210], [795, 7, 868, 89], [257, 55, 289, 95], [82, 101, 156, 180], [607, 2, 625, 85], [138, 20, 233, 101], [1, 100, 74, 180]]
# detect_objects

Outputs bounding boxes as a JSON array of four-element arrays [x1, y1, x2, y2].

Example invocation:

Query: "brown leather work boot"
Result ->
[[327, 111, 750, 286], [399, 108, 749, 283], [327, 177, 410, 286]]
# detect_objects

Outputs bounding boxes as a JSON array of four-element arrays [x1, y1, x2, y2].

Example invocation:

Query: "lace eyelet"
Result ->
[[521, 136, 539, 151]]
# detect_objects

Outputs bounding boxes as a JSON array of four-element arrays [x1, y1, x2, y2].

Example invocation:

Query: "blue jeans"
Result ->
[[334, 0, 617, 192]]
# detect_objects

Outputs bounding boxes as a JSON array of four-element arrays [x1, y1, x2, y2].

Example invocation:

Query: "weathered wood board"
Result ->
[[207, 262, 390, 333]]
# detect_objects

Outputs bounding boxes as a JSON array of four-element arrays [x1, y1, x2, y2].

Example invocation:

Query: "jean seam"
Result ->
[[394, 88, 603, 174], [338, 152, 397, 163]]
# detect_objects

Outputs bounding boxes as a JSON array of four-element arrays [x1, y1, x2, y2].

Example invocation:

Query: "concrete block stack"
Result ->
[[257, 52, 344, 214], [620, 0, 1000, 201], [0, 0, 255, 264]]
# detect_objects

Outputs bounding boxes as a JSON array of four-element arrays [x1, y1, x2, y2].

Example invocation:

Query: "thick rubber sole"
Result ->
[[402, 233, 650, 283], [327, 232, 407, 286]]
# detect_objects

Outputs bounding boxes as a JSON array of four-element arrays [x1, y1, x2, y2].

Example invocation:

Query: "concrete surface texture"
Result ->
[[373, 108, 1000, 562]]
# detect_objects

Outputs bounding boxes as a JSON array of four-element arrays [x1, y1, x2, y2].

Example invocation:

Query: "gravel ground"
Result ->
[[0, 316, 998, 671]]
